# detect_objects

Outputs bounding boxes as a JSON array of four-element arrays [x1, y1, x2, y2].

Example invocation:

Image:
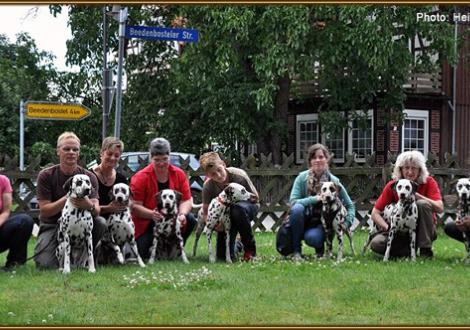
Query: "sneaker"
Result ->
[[292, 252, 304, 262], [420, 248, 433, 259]]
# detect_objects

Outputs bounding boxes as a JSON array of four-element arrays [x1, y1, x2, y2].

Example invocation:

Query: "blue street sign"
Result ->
[[126, 25, 199, 42]]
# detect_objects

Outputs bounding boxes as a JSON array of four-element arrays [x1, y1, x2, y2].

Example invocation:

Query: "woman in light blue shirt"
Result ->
[[289, 143, 355, 261]]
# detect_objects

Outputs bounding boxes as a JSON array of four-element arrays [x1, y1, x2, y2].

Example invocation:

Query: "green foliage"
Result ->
[[42, 5, 456, 161], [28, 142, 56, 165], [0, 33, 56, 155], [1, 231, 469, 325]]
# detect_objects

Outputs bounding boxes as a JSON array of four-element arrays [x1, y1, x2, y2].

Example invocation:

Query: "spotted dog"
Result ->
[[56, 174, 95, 274], [148, 189, 189, 264], [382, 179, 419, 262], [102, 183, 145, 268], [319, 182, 355, 261], [456, 178, 470, 263], [204, 182, 255, 264]]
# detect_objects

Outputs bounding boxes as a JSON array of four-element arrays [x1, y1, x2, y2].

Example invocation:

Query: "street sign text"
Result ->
[[126, 26, 199, 42], [25, 102, 91, 121]]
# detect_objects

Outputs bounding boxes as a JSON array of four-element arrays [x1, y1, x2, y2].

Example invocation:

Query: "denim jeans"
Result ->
[[289, 203, 325, 254], [0, 213, 34, 267]]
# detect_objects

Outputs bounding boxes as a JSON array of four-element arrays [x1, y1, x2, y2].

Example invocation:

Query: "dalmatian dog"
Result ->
[[148, 189, 189, 264], [101, 183, 145, 268], [56, 174, 95, 274], [383, 179, 419, 262], [204, 182, 256, 264], [319, 182, 355, 261], [456, 178, 470, 263]]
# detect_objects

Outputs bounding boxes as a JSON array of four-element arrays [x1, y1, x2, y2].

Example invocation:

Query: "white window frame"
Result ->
[[321, 112, 346, 163], [402, 109, 429, 157], [347, 110, 374, 163], [296, 114, 319, 164]]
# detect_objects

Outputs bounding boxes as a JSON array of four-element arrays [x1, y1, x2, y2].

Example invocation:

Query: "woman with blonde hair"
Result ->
[[370, 150, 443, 259]]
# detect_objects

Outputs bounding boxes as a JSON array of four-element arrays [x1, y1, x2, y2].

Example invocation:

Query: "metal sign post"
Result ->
[[113, 7, 128, 140], [19, 100, 25, 171]]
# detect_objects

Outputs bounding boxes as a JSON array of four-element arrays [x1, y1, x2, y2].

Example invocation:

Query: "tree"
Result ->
[[0, 33, 57, 157], [161, 5, 456, 164], [53, 5, 456, 164]]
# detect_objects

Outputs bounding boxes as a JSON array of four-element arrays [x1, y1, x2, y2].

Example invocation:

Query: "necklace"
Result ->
[[96, 166, 115, 186]]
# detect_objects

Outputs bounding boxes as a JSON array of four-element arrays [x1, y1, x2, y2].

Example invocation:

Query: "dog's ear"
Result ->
[[62, 176, 74, 192], [155, 191, 163, 210], [175, 191, 183, 204], [334, 183, 341, 193], [224, 186, 235, 199], [249, 193, 259, 203]]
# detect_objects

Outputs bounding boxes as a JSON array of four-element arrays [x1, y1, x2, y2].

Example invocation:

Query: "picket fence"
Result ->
[[1, 152, 468, 232]]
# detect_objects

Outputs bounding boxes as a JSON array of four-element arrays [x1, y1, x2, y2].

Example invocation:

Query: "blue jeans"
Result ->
[[0, 213, 34, 267], [290, 203, 325, 254]]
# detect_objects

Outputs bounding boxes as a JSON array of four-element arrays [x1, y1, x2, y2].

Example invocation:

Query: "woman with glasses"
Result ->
[[370, 150, 443, 259], [130, 137, 196, 261]]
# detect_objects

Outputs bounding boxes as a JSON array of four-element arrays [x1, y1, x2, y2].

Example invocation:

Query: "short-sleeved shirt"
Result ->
[[36, 164, 99, 224], [375, 176, 442, 222], [202, 167, 259, 205], [130, 163, 191, 239], [0, 174, 13, 212]]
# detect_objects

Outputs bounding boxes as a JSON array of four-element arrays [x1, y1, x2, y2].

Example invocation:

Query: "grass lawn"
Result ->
[[0, 228, 469, 326]]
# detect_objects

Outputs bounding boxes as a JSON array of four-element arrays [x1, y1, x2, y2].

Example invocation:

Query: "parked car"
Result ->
[[87, 151, 204, 202]]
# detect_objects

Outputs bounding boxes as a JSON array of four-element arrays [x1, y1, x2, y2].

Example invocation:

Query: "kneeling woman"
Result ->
[[289, 143, 355, 261]]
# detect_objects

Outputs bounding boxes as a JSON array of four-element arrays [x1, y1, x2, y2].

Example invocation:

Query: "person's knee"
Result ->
[[417, 199, 432, 213], [444, 221, 454, 236], [289, 204, 305, 224], [230, 204, 248, 222], [304, 230, 323, 248], [19, 214, 34, 232], [369, 235, 386, 254]]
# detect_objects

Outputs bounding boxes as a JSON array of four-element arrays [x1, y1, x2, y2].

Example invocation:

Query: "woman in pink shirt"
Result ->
[[0, 174, 34, 270]]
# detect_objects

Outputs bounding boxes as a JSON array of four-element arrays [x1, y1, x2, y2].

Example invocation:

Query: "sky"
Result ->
[[0, 5, 71, 71]]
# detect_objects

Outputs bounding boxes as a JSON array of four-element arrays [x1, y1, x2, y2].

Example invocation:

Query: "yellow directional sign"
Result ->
[[25, 102, 91, 121]]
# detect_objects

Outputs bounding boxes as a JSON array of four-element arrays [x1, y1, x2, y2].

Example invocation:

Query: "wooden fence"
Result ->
[[1, 152, 468, 232]]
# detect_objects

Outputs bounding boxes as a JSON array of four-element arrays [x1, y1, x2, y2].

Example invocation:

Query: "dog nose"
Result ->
[[84, 188, 90, 195], [117, 196, 123, 202]]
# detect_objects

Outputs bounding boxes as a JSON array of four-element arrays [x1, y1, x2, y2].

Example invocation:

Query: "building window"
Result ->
[[348, 110, 373, 162], [323, 130, 345, 162], [402, 109, 428, 156], [296, 114, 319, 163]]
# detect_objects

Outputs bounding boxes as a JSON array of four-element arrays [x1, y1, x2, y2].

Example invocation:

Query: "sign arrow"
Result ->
[[25, 102, 91, 121]]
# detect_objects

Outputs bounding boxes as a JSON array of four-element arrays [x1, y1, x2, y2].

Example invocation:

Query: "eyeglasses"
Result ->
[[61, 147, 80, 152]]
